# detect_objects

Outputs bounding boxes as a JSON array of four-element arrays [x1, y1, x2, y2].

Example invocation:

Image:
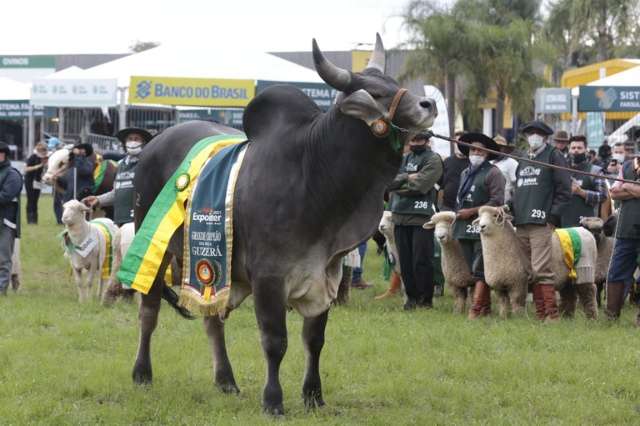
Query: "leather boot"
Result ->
[[375, 271, 402, 300], [540, 284, 559, 322], [532, 284, 545, 320], [606, 282, 626, 320], [468, 281, 490, 320]]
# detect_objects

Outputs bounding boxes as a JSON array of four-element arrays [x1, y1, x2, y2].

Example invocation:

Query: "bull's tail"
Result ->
[[161, 286, 195, 320]]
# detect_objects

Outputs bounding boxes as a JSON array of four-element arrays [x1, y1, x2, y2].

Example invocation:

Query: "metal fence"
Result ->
[[86, 133, 122, 153]]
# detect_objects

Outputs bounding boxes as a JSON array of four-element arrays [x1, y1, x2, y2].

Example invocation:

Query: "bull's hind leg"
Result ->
[[253, 276, 287, 415], [132, 275, 164, 384], [301, 310, 328, 410], [204, 316, 240, 394]]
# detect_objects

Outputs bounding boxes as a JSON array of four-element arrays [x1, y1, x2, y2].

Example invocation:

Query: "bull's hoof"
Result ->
[[303, 390, 325, 410], [263, 403, 285, 416], [132, 363, 153, 385], [216, 381, 240, 394]]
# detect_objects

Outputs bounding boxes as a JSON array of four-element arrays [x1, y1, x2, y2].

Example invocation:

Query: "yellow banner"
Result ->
[[351, 50, 372, 73], [129, 76, 255, 107]]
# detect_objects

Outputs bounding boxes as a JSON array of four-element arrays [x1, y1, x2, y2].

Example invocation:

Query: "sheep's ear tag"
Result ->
[[175, 173, 190, 191], [370, 119, 390, 138]]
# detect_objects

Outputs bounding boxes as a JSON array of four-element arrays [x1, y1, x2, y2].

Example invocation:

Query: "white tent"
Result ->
[[571, 62, 640, 95], [0, 77, 31, 101], [45, 66, 87, 79], [69, 44, 323, 88]]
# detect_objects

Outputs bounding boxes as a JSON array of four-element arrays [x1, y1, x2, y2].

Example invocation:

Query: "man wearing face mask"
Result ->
[[82, 127, 152, 225], [606, 156, 640, 324], [453, 133, 505, 319], [389, 132, 443, 310], [559, 136, 607, 228], [511, 120, 571, 322]]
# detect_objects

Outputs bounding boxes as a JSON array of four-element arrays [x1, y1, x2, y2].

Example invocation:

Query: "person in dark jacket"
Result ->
[[454, 133, 505, 319], [23, 142, 48, 224], [60, 143, 95, 202], [606, 156, 640, 323], [441, 131, 469, 211], [510, 120, 571, 322], [0, 142, 23, 296], [389, 132, 443, 310]]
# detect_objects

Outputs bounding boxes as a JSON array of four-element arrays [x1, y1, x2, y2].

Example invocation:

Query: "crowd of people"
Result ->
[[368, 121, 640, 324]]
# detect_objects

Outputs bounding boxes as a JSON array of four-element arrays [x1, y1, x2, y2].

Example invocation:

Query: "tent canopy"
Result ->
[[571, 63, 640, 96], [0, 77, 31, 101], [57, 44, 324, 87]]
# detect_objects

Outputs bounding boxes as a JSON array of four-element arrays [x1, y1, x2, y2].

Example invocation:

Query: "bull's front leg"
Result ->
[[253, 276, 288, 415], [301, 309, 328, 410], [204, 315, 239, 394]]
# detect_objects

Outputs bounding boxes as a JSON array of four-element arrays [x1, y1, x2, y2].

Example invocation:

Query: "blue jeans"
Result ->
[[351, 241, 368, 283], [607, 238, 640, 287]]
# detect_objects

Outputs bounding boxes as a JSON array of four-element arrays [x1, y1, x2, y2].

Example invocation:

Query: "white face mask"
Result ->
[[469, 154, 485, 167], [126, 142, 142, 156], [612, 153, 625, 163], [527, 134, 545, 150]]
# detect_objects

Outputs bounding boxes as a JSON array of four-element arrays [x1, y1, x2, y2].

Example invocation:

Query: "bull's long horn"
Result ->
[[312, 38, 351, 91], [365, 33, 386, 73]]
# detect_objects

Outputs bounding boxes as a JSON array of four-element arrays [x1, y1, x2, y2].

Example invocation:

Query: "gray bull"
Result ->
[[131, 34, 437, 414]]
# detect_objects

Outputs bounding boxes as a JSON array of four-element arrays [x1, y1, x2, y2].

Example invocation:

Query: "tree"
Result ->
[[403, 1, 476, 144], [129, 40, 160, 53]]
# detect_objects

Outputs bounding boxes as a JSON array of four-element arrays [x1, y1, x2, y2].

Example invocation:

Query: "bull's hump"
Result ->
[[243, 85, 321, 142]]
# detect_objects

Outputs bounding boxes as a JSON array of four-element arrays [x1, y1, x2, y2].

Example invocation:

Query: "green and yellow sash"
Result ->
[[117, 134, 245, 294], [555, 228, 582, 280], [92, 154, 116, 193], [91, 219, 114, 280]]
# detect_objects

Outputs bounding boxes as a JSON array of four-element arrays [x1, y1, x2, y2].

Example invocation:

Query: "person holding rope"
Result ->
[[605, 156, 640, 323], [560, 136, 608, 228], [59, 143, 95, 203], [453, 133, 505, 319], [510, 120, 571, 322], [82, 127, 152, 225], [389, 132, 443, 310]]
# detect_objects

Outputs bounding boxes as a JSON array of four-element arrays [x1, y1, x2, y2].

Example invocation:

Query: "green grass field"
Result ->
[[1, 195, 640, 425]]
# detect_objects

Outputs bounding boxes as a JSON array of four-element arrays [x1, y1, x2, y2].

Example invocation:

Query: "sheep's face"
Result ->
[[476, 207, 511, 236], [378, 211, 394, 241], [434, 221, 453, 243], [580, 217, 604, 233], [62, 200, 89, 226]]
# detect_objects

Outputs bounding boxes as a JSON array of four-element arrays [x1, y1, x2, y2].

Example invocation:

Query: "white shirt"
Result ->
[[491, 157, 518, 203]]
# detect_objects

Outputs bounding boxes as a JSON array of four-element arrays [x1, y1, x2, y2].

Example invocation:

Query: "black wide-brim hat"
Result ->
[[520, 120, 553, 136], [116, 127, 153, 144], [457, 132, 499, 161]]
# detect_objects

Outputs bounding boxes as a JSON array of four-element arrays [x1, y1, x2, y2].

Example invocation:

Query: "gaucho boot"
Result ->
[[540, 284, 559, 322], [468, 281, 491, 320], [605, 283, 626, 320], [532, 284, 545, 320], [375, 271, 402, 300]]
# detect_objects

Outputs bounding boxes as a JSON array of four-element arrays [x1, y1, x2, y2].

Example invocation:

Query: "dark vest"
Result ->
[[513, 144, 555, 226], [390, 149, 437, 217], [113, 158, 137, 225], [453, 162, 492, 240], [560, 162, 599, 228], [615, 161, 640, 239]]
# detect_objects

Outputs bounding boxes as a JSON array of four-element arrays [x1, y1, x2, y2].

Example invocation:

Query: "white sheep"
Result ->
[[61, 200, 120, 303], [476, 206, 598, 319], [580, 216, 614, 307], [423, 212, 474, 313], [378, 211, 400, 275]]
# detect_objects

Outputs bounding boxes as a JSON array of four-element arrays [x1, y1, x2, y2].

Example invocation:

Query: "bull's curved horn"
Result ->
[[366, 33, 386, 73], [312, 38, 351, 91]]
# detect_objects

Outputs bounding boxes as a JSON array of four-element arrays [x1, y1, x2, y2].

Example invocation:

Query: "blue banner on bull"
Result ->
[[179, 141, 248, 316]]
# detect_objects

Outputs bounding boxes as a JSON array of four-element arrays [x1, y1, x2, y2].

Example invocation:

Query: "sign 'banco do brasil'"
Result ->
[[129, 76, 255, 107]]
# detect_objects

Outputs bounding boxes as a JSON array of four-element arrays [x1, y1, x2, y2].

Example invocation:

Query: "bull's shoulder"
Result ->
[[243, 85, 322, 142]]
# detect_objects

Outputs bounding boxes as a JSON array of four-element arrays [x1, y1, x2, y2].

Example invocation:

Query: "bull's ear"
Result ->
[[423, 221, 435, 230], [339, 89, 385, 126]]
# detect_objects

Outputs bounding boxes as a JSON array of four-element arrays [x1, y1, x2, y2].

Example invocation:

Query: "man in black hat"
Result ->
[[510, 120, 571, 322], [389, 132, 443, 310], [0, 142, 23, 296], [452, 133, 505, 319], [59, 143, 95, 203], [83, 127, 152, 225]]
